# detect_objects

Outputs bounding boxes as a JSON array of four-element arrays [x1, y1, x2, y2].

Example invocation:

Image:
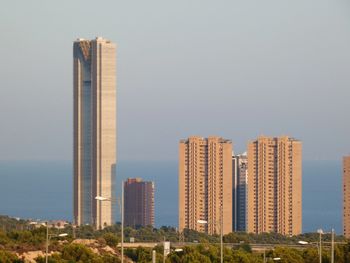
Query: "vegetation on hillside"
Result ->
[[0, 215, 349, 262]]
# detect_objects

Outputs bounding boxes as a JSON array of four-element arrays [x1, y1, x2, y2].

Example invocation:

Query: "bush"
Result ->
[[102, 233, 119, 247], [0, 250, 24, 263]]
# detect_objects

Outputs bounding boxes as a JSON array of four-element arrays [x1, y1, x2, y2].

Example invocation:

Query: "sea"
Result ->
[[0, 160, 342, 234]]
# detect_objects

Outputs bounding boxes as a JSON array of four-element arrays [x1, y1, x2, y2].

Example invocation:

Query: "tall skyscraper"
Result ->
[[73, 37, 116, 229], [179, 136, 233, 235], [247, 136, 302, 236], [343, 156, 350, 238], [233, 152, 248, 232], [124, 178, 155, 227]]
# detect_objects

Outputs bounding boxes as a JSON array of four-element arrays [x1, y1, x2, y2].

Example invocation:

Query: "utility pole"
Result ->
[[152, 250, 156, 263], [163, 237, 166, 263], [331, 229, 334, 263], [319, 230, 322, 263], [72, 225, 76, 239], [121, 181, 124, 263], [45, 222, 49, 263], [220, 204, 223, 263]]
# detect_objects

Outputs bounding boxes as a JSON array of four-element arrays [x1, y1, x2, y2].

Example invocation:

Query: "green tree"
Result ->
[[0, 250, 24, 263], [60, 243, 99, 262], [272, 247, 303, 263], [102, 233, 119, 247], [100, 253, 120, 263], [231, 249, 256, 263], [302, 247, 319, 263], [0, 231, 10, 246]]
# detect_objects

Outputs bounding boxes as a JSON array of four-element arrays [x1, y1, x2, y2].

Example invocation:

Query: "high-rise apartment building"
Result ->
[[343, 156, 350, 238], [179, 136, 233, 235], [73, 37, 116, 229], [233, 152, 248, 232], [247, 136, 302, 236], [124, 178, 155, 227]]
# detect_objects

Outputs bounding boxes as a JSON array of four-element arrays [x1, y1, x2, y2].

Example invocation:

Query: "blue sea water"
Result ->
[[0, 160, 342, 234]]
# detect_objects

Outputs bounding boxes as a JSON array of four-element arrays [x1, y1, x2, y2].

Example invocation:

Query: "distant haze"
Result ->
[[0, 160, 343, 233], [0, 0, 349, 161]]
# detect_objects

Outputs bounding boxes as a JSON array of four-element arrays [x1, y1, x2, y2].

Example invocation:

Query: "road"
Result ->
[[118, 242, 339, 251]]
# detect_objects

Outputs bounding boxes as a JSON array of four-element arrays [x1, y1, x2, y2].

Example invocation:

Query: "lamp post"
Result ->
[[298, 241, 309, 245], [121, 182, 124, 263], [163, 237, 166, 263], [152, 250, 156, 263], [197, 218, 223, 263], [45, 222, 68, 263], [45, 223, 48, 263], [331, 229, 334, 263], [299, 229, 335, 263], [317, 229, 336, 263], [95, 180, 124, 263], [317, 229, 323, 263], [262, 249, 281, 263]]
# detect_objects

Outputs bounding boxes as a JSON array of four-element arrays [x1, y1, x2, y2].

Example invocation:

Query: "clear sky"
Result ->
[[0, 0, 349, 161]]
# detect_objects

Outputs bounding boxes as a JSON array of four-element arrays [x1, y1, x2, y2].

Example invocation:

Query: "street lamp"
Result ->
[[263, 251, 281, 263], [298, 241, 309, 245], [197, 218, 223, 263], [95, 181, 124, 263], [299, 229, 335, 263], [45, 222, 68, 263], [319, 229, 335, 263], [317, 229, 323, 263], [331, 229, 335, 263], [95, 196, 110, 201], [263, 250, 282, 263]]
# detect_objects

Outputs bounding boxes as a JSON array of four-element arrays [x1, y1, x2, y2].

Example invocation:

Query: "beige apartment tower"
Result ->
[[73, 37, 116, 229], [179, 136, 233, 235], [343, 156, 350, 238], [247, 136, 302, 236]]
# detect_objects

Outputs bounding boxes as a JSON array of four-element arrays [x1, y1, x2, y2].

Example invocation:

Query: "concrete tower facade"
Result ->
[[179, 136, 233, 235], [247, 136, 302, 236], [73, 37, 116, 229], [343, 156, 350, 238], [124, 178, 155, 227]]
